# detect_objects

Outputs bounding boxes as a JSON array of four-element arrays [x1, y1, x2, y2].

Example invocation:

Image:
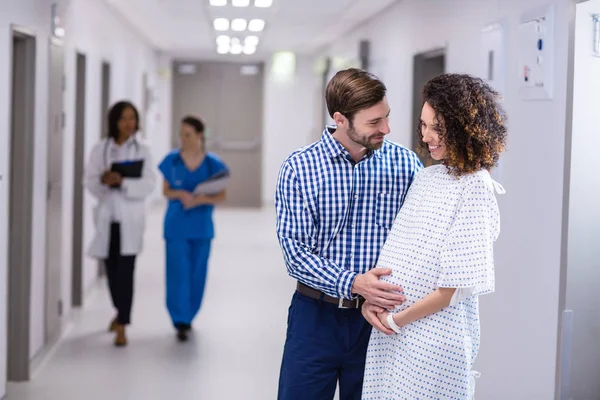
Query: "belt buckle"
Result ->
[[338, 297, 359, 309]]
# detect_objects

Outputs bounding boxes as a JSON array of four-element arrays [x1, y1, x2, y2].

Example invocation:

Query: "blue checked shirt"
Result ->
[[275, 127, 423, 300]]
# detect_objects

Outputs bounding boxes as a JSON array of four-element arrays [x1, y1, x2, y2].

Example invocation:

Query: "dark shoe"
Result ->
[[114, 324, 127, 347], [108, 316, 118, 332], [176, 328, 188, 342]]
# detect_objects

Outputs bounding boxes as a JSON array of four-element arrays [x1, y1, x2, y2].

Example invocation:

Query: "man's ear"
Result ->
[[333, 112, 347, 127]]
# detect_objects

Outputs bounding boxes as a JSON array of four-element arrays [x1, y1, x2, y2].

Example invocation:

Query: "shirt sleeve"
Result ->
[[158, 154, 173, 185], [275, 161, 357, 299], [437, 178, 501, 297]]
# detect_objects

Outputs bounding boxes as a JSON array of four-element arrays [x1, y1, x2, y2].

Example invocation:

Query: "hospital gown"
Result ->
[[362, 164, 504, 400]]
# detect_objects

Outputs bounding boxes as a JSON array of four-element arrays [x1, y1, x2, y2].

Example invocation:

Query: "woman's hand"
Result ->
[[362, 301, 394, 335], [101, 171, 122, 187], [179, 191, 195, 209]]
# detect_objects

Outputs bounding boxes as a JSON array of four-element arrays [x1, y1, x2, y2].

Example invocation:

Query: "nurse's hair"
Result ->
[[182, 116, 205, 134], [418, 73, 507, 177], [107, 101, 140, 139]]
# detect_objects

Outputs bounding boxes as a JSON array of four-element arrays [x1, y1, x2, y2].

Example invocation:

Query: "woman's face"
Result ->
[[179, 123, 203, 150], [117, 107, 138, 139], [420, 101, 447, 161]]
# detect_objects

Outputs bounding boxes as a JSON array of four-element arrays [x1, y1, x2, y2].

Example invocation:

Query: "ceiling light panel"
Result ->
[[254, 0, 272, 7], [245, 35, 259, 46], [231, 18, 248, 31], [210, 0, 227, 6], [248, 19, 265, 32], [213, 18, 230, 31]]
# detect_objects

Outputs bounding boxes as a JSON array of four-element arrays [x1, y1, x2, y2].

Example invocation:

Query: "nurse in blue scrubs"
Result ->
[[158, 116, 228, 341]]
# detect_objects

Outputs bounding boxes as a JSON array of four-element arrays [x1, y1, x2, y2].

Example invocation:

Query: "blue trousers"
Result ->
[[165, 239, 211, 326], [278, 291, 372, 400]]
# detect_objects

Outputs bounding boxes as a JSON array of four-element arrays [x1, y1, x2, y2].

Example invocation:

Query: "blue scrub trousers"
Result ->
[[165, 239, 211, 326], [278, 291, 372, 400]]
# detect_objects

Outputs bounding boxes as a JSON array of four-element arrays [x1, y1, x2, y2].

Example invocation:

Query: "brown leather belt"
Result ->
[[296, 282, 364, 309]]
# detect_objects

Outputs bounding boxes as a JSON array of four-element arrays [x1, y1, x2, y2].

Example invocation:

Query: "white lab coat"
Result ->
[[84, 136, 156, 259]]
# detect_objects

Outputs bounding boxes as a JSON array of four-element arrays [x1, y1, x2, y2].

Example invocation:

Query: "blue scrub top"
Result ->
[[158, 150, 228, 240]]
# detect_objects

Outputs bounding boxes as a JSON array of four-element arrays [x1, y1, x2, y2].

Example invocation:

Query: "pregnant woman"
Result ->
[[361, 73, 507, 399]]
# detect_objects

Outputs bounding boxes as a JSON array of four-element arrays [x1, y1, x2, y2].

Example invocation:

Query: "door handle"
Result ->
[[217, 140, 261, 151]]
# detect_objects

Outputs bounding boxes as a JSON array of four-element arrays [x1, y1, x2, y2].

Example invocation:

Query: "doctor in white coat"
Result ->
[[84, 100, 156, 347]]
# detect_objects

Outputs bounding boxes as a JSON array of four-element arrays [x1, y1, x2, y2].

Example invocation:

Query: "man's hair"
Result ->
[[325, 68, 387, 123], [418, 73, 507, 176]]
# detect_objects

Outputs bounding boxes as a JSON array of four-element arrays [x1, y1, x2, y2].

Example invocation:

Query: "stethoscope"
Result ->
[[170, 151, 211, 188], [171, 156, 185, 187], [103, 137, 140, 169]]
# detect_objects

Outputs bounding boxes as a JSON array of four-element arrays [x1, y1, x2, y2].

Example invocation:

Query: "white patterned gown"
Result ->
[[362, 164, 504, 400]]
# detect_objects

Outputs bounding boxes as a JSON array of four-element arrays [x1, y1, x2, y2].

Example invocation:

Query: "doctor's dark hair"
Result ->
[[181, 116, 205, 134], [418, 73, 507, 177], [107, 101, 140, 139], [325, 68, 387, 124]]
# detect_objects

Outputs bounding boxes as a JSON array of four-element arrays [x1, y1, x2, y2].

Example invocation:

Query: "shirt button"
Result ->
[[354, 195, 358, 200]]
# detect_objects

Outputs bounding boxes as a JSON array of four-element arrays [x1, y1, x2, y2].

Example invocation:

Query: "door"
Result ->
[[45, 38, 64, 344], [172, 61, 264, 207], [411, 49, 445, 166], [71, 53, 86, 306], [558, 1, 600, 398], [8, 28, 36, 382], [97, 61, 110, 278], [100, 61, 110, 138]]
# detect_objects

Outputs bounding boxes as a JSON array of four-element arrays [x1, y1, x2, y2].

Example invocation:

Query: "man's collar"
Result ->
[[320, 126, 383, 160]]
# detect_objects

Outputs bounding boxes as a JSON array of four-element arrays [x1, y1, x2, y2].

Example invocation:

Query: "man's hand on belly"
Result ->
[[351, 268, 406, 309]]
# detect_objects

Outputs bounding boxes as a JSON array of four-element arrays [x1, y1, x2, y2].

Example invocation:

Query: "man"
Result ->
[[275, 68, 423, 399]]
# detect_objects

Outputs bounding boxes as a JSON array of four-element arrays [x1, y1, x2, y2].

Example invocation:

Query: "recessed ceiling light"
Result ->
[[213, 18, 230, 31], [248, 19, 265, 32], [243, 45, 256, 55], [210, 0, 227, 6], [230, 44, 243, 54], [245, 35, 259, 46], [231, 37, 241, 46], [232, 0, 250, 7], [217, 45, 230, 54], [216, 35, 230, 46], [254, 0, 272, 7], [231, 18, 248, 31]]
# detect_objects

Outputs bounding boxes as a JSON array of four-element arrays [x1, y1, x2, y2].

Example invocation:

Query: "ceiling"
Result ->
[[103, 0, 399, 61]]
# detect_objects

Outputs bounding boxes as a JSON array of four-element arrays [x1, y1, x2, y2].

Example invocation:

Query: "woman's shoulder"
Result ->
[[205, 152, 228, 168]]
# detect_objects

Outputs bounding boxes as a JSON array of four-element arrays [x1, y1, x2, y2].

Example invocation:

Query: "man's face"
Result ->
[[346, 97, 391, 151]]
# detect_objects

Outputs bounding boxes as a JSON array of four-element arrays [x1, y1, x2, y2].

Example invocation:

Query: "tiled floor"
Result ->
[[7, 205, 295, 400]]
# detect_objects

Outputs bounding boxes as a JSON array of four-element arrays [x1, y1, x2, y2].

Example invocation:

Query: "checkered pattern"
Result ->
[[275, 127, 422, 299]]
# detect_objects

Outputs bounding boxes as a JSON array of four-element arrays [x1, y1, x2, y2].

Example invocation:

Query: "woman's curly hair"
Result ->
[[417, 73, 507, 176]]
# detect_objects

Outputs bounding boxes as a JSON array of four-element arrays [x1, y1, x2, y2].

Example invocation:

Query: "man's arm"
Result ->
[[380, 288, 456, 330], [276, 161, 355, 299], [276, 162, 405, 305]]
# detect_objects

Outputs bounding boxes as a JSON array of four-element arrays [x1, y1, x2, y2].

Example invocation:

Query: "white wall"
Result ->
[[563, 0, 600, 397], [262, 55, 320, 204], [60, 0, 168, 327], [0, 0, 55, 395], [304, 0, 570, 398]]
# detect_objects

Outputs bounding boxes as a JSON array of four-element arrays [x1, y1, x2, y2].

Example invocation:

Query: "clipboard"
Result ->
[[192, 170, 230, 195], [111, 160, 144, 178]]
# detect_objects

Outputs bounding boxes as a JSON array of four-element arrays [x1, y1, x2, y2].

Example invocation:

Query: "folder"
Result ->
[[111, 160, 144, 178], [192, 170, 230, 195]]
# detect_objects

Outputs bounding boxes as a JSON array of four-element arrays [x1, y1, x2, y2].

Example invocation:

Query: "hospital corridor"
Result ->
[[1, 0, 600, 399]]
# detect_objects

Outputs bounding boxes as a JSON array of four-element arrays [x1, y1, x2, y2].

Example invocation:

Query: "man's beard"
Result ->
[[348, 124, 384, 151]]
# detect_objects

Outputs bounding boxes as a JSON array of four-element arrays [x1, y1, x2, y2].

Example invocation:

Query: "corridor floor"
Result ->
[[7, 205, 294, 400]]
